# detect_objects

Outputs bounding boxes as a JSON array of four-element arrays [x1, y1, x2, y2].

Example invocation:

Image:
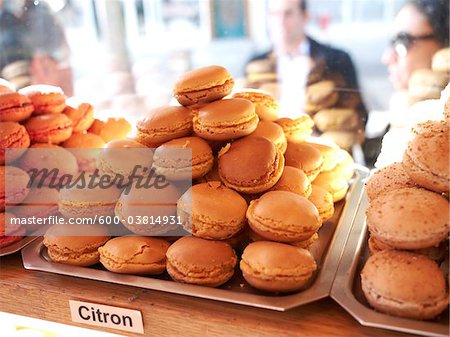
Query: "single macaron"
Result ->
[[166, 236, 237, 287], [152, 136, 213, 180], [115, 183, 181, 235], [275, 115, 314, 142], [361, 250, 449, 320], [63, 98, 95, 133], [313, 108, 360, 132], [365, 163, 417, 202], [304, 80, 339, 114], [99, 236, 170, 275], [0, 91, 34, 122], [20, 144, 78, 187], [0, 121, 30, 164], [284, 142, 323, 181], [402, 124, 449, 193], [270, 166, 312, 198], [308, 185, 335, 223], [25, 113, 73, 144], [18, 84, 66, 115], [247, 190, 321, 242], [62, 132, 106, 172], [218, 136, 284, 194], [177, 181, 247, 239], [193, 98, 259, 141], [304, 141, 341, 172], [173, 65, 234, 106], [313, 170, 349, 203], [13, 187, 59, 232], [250, 121, 287, 153], [366, 188, 449, 250], [332, 149, 355, 181], [232, 89, 279, 121], [0, 212, 25, 248], [59, 179, 122, 219], [240, 241, 317, 293], [136, 106, 193, 147], [432, 47, 450, 74], [88, 118, 132, 143], [0, 166, 30, 211], [97, 138, 152, 180], [43, 224, 110, 266]]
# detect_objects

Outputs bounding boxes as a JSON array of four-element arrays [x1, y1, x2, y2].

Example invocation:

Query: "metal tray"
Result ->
[[331, 189, 449, 337], [22, 166, 368, 311], [0, 236, 39, 257]]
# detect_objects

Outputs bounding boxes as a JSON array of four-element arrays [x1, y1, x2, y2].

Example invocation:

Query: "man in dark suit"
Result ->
[[246, 0, 367, 152]]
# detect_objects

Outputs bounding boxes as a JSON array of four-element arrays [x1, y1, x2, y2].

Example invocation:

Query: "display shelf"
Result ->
[[0, 253, 416, 337]]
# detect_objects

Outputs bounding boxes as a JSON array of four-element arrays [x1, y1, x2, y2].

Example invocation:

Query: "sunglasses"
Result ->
[[390, 32, 435, 57]]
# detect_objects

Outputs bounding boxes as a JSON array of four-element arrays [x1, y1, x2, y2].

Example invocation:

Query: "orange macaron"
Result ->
[[173, 65, 234, 106], [0, 122, 30, 164], [25, 113, 73, 144], [63, 98, 95, 133], [285, 142, 324, 181], [18, 84, 66, 115], [193, 98, 259, 141], [218, 136, 284, 194], [275, 115, 314, 142], [250, 121, 287, 154], [0, 91, 34, 122], [270, 166, 312, 198], [232, 89, 279, 121], [88, 118, 132, 143]]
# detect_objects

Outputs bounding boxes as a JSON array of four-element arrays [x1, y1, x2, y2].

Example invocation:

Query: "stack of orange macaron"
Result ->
[[362, 115, 449, 319], [0, 79, 133, 248]]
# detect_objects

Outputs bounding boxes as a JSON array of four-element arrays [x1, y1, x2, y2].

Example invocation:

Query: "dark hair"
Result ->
[[407, 0, 449, 46], [299, 0, 307, 13]]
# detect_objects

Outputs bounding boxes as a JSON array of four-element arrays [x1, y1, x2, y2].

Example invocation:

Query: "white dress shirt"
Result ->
[[277, 40, 311, 119]]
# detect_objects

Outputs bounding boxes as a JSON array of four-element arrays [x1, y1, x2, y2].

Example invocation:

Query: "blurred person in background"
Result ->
[[246, 0, 367, 159], [0, 0, 73, 95]]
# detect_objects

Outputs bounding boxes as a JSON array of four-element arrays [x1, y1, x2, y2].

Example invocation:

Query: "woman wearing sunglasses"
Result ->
[[382, 0, 449, 91]]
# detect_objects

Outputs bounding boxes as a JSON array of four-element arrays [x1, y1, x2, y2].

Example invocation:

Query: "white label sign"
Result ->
[[69, 300, 144, 334]]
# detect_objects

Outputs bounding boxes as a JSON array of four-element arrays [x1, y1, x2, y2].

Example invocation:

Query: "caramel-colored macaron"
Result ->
[[247, 190, 321, 243], [18, 84, 66, 115], [115, 183, 181, 235], [43, 224, 110, 266], [193, 98, 259, 141], [99, 236, 170, 275], [285, 142, 323, 181], [270, 166, 312, 198], [0, 91, 34, 122], [218, 136, 284, 194], [250, 121, 287, 153], [240, 241, 317, 293], [166, 236, 237, 287], [152, 136, 213, 180], [63, 98, 95, 133], [136, 106, 193, 146], [25, 114, 73, 144], [88, 118, 132, 143], [0, 121, 30, 164], [367, 188, 449, 250], [361, 250, 449, 320], [333, 149, 355, 181], [308, 185, 334, 223], [59, 179, 122, 219], [402, 123, 449, 193], [320, 130, 364, 151], [177, 181, 247, 239], [97, 138, 152, 179], [313, 170, 349, 203], [62, 132, 105, 148], [0, 166, 30, 211], [232, 89, 279, 121], [305, 80, 339, 114], [313, 108, 360, 132], [304, 141, 341, 172], [365, 163, 417, 202], [275, 115, 314, 142], [291, 233, 319, 250], [173, 65, 234, 106]]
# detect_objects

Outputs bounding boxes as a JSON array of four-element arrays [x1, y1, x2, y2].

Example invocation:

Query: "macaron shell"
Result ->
[[0, 121, 30, 164], [308, 185, 334, 223], [99, 236, 170, 275], [270, 166, 312, 198], [313, 171, 349, 202], [313, 108, 360, 132], [19, 85, 66, 115], [366, 188, 449, 250], [361, 250, 449, 320], [63, 101, 95, 133], [232, 90, 279, 121], [275, 116, 314, 142], [250, 121, 287, 154], [304, 141, 341, 172], [0, 92, 34, 122], [285, 142, 323, 181], [25, 114, 73, 144]]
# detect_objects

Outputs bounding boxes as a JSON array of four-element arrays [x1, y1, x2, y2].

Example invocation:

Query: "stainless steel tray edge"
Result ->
[[330, 189, 449, 337], [21, 166, 369, 312]]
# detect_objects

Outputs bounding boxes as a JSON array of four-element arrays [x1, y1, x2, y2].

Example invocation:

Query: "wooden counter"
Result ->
[[0, 253, 417, 337]]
